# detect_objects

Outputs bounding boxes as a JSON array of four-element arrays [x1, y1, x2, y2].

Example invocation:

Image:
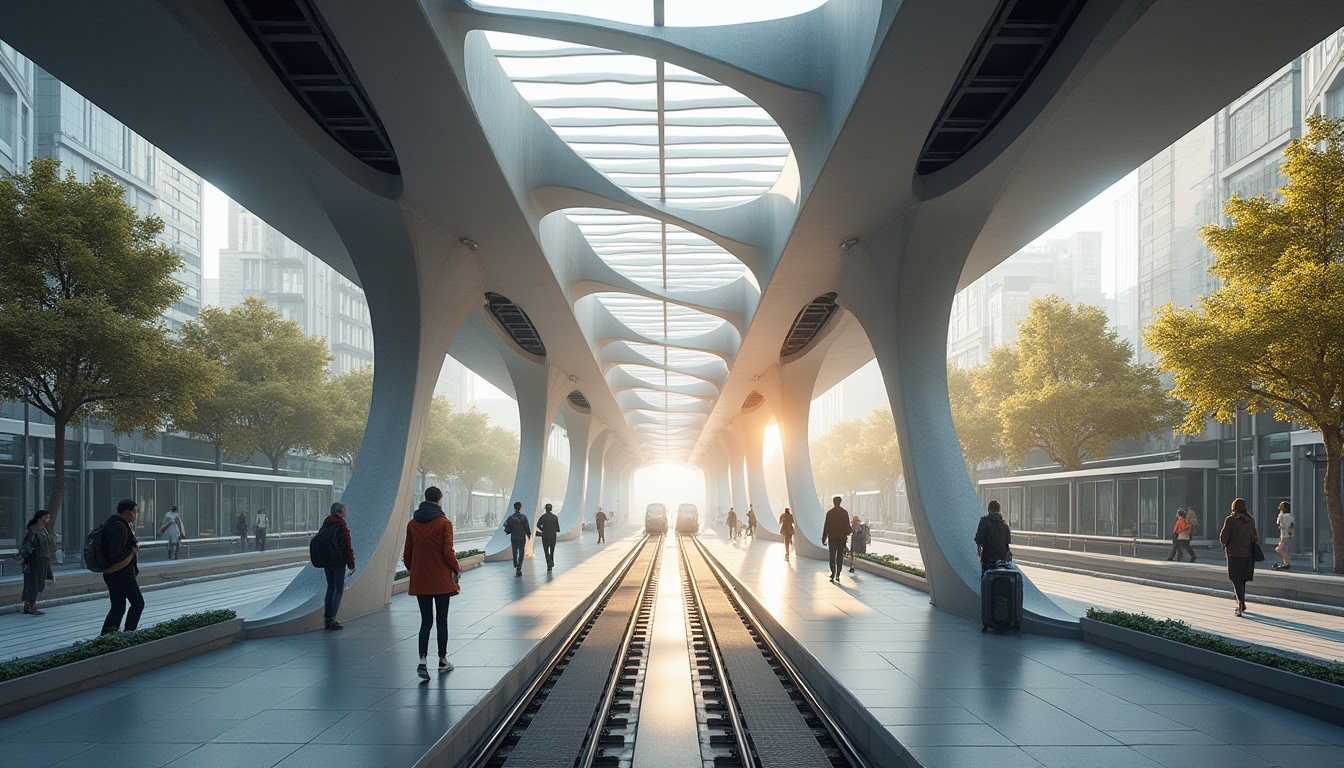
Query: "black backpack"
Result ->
[[309, 523, 342, 568], [83, 522, 111, 572]]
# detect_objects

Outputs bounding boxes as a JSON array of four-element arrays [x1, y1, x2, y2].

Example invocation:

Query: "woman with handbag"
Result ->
[[1219, 497, 1260, 617], [19, 510, 56, 615], [1165, 508, 1196, 562]]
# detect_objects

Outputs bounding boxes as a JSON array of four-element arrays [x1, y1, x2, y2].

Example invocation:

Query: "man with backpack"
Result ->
[[504, 501, 531, 577], [536, 502, 560, 571], [100, 499, 144, 635], [312, 502, 356, 630]]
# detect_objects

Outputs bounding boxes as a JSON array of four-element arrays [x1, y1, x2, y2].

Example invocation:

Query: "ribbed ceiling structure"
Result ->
[[480, 15, 788, 462]]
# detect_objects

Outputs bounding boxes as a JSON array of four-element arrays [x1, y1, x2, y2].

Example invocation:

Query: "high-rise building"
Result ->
[[946, 232, 1102, 368], [32, 67, 204, 329], [217, 200, 374, 374], [1111, 187, 1140, 354]]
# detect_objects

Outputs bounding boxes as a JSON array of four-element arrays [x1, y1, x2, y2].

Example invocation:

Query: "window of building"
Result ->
[[281, 269, 304, 294], [242, 260, 262, 291]]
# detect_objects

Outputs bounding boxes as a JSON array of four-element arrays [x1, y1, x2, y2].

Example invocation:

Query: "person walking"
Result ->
[[235, 511, 248, 553], [1219, 497, 1260, 617], [405, 486, 460, 680], [821, 496, 851, 583], [595, 506, 607, 543], [1273, 501, 1295, 570], [779, 507, 795, 560], [848, 515, 870, 573], [726, 507, 739, 541], [101, 499, 144, 635], [1166, 508, 1196, 562], [504, 501, 531, 577], [746, 506, 758, 538], [537, 503, 560, 571], [159, 505, 185, 560], [320, 502, 356, 630], [1185, 506, 1200, 537], [254, 508, 269, 552], [974, 500, 1012, 573], [19, 510, 55, 615]]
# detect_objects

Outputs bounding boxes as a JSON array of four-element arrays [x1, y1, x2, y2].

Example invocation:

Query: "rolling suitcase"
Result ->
[[981, 562, 1022, 633]]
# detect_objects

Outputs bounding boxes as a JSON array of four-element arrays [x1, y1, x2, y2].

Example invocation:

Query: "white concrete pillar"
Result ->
[[555, 406, 592, 539], [736, 407, 782, 541], [721, 429, 749, 514], [575, 429, 610, 539]]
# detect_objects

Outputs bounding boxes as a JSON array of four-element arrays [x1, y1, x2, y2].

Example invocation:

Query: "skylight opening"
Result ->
[[470, 0, 827, 27]]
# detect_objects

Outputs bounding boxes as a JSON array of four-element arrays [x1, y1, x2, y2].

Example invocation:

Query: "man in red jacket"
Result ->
[[404, 486, 461, 681], [321, 502, 356, 630]]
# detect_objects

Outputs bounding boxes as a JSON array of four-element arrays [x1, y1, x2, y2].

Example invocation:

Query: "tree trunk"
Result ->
[[45, 415, 68, 516], [1324, 432, 1344, 574], [214, 443, 223, 472], [464, 483, 474, 524]]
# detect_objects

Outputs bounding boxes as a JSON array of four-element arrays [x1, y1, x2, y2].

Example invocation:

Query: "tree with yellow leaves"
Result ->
[[1146, 115, 1344, 573]]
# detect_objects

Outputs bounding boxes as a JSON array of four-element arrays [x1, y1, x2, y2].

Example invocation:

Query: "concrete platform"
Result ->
[[0, 527, 642, 768], [698, 533, 1344, 768]]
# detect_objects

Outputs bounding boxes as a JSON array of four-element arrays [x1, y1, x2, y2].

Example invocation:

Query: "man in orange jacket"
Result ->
[[404, 486, 461, 681]]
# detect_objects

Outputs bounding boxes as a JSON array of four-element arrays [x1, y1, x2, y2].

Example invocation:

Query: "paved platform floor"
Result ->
[[701, 533, 1344, 768], [866, 540, 1344, 663], [0, 528, 641, 768]]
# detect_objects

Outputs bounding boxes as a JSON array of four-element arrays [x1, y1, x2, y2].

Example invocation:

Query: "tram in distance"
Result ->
[[644, 502, 668, 533], [676, 503, 699, 533]]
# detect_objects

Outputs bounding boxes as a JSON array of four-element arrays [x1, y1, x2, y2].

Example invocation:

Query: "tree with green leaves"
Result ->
[[180, 298, 332, 473], [417, 395, 458, 485], [811, 418, 866, 504], [1146, 114, 1344, 573], [996, 295, 1179, 471], [0, 158, 215, 515], [325, 365, 373, 471], [947, 364, 1003, 472]]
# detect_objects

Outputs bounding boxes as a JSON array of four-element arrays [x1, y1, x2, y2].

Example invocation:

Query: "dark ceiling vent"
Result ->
[[742, 391, 764, 411], [568, 390, 590, 410], [916, 0, 1085, 175], [780, 292, 838, 358], [223, 0, 400, 175], [485, 292, 547, 357]]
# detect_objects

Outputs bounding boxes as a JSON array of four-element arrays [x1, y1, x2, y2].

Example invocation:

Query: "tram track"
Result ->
[[460, 532, 871, 768]]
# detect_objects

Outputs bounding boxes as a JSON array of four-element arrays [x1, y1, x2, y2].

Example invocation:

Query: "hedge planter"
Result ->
[[853, 558, 930, 593], [0, 617, 244, 719], [1080, 617, 1344, 726]]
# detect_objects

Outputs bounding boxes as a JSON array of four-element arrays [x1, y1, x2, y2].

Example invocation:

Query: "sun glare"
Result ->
[[633, 463, 705, 514]]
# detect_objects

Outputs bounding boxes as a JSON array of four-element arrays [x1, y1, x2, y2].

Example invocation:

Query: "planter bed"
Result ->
[[852, 557, 929, 593], [393, 553, 484, 595], [0, 616, 244, 719], [1080, 616, 1344, 726]]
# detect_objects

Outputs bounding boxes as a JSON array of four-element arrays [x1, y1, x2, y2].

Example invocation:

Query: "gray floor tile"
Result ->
[[1148, 704, 1329, 745], [163, 743, 301, 768], [904, 745, 1045, 768], [211, 710, 350, 744], [884, 722, 1014, 747], [1022, 745, 1165, 767], [867, 706, 983, 726], [272, 684, 402, 710], [0, 742, 96, 768], [1238, 743, 1344, 765], [48, 742, 197, 768], [1132, 744, 1273, 767], [271, 744, 429, 768], [105, 718, 244, 744], [1103, 729, 1224, 745], [336, 706, 458, 745]]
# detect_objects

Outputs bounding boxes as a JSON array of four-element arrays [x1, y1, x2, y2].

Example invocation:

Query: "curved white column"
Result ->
[[735, 410, 782, 541], [555, 407, 592, 539], [575, 429, 610, 539], [721, 430, 750, 514]]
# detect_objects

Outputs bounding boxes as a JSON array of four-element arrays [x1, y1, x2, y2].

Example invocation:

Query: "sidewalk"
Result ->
[[0, 528, 642, 768], [867, 539, 1344, 663], [702, 533, 1344, 768]]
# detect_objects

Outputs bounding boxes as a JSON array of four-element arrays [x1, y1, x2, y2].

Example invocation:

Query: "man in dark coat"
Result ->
[[320, 502, 356, 630], [101, 499, 144, 634], [975, 500, 1012, 573], [536, 503, 560, 571], [821, 496, 851, 583], [504, 501, 531, 577]]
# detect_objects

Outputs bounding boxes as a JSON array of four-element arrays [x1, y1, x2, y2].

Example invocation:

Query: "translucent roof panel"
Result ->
[[482, 32, 789, 209], [565, 208, 748, 291], [623, 342, 722, 369], [613, 364, 711, 389], [594, 293, 726, 341], [469, 1, 827, 27]]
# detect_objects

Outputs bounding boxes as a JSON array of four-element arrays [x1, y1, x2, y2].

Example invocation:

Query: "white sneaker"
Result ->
[[416, 663, 430, 681], [439, 657, 453, 673]]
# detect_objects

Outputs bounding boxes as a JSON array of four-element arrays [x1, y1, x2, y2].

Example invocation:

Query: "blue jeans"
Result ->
[[324, 566, 346, 621], [511, 539, 526, 569]]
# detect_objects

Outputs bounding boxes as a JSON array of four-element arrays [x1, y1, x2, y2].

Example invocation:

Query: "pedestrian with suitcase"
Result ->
[[975, 500, 1020, 632]]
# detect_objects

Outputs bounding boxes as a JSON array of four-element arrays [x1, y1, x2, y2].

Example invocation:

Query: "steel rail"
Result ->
[[689, 535, 873, 768]]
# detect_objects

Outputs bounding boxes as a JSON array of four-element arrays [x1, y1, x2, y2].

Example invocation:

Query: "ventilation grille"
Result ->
[[742, 391, 764, 411], [485, 292, 547, 357], [780, 293, 838, 358], [568, 390, 591, 410], [224, 0, 400, 175], [917, 0, 1085, 175]]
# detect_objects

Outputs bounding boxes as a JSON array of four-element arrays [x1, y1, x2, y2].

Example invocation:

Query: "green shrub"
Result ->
[[457, 549, 483, 559], [395, 568, 408, 581], [0, 609, 237, 683], [855, 552, 926, 578], [1086, 608, 1344, 687]]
